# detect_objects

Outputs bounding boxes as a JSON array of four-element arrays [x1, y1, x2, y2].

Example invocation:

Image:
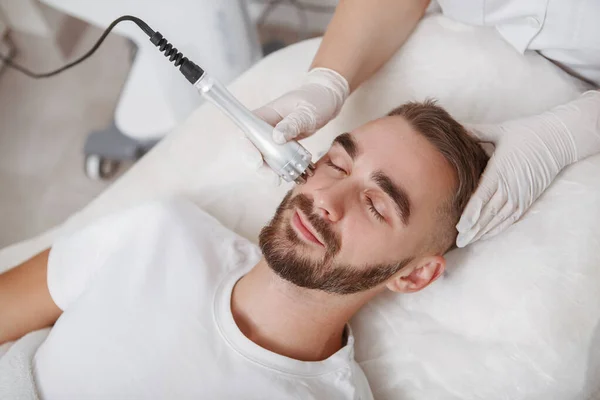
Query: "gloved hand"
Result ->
[[254, 67, 350, 143], [456, 90, 600, 248], [242, 67, 350, 185]]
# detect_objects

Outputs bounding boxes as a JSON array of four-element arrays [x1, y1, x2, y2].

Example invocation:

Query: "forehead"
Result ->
[[345, 116, 456, 214]]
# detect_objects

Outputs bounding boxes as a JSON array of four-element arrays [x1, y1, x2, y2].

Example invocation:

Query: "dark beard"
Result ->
[[259, 191, 412, 295]]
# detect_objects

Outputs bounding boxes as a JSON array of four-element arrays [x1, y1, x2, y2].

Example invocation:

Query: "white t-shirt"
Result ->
[[33, 198, 373, 400]]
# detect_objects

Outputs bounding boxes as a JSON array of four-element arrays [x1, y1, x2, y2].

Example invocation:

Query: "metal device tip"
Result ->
[[294, 163, 315, 184], [294, 175, 307, 185]]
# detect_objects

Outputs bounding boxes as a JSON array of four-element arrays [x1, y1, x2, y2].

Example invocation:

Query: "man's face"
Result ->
[[259, 116, 456, 294]]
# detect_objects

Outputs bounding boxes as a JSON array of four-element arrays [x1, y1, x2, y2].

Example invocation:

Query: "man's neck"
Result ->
[[231, 259, 376, 362]]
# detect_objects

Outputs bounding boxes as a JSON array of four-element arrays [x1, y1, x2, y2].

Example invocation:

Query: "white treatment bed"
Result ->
[[1, 15, 599, 400]]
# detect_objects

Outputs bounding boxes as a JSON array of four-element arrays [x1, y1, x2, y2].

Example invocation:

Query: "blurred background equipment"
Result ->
[[0, 0, 337, 247], [252, 0, 336, 54], [37, 0, 263, 180]]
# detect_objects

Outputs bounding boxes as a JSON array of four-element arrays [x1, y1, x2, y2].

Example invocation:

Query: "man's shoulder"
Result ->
[[349, 360, 374, 400], [125, 197, 234, 239], [134, 197, 218, 225], [136, 197, 261, 268]]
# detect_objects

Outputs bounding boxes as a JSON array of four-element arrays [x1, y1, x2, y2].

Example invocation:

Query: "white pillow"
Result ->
[[160, 16, 600, 399], [1, 14, 598, 399]]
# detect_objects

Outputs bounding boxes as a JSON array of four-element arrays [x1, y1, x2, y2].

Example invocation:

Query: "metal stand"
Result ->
[[83, 121, 158, 180]]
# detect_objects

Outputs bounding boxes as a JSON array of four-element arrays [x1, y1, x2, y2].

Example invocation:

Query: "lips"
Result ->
[[292, 211, 324, 247]]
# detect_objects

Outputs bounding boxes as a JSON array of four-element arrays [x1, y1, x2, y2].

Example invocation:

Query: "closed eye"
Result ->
[[366, 196, 385, 222], [326, 159, 384, 222], [326, 160, 346, 174]]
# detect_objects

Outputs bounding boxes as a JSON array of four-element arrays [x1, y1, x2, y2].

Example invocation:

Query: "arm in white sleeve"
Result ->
[[48, 203, 160, 310]]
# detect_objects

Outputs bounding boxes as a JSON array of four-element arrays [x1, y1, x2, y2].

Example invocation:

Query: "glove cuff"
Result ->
[[305, 67, 350, 114], [548, 90, 600, 162]]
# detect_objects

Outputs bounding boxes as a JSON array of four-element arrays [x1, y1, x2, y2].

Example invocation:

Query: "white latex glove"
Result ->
[[456, 90, 600, 248], [242, 67, 350, 185], [254, 67, 350, 143], [237, 137, 283, 186]]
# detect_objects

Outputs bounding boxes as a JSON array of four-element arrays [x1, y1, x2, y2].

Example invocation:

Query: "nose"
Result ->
[[312, 182, 349, 223]]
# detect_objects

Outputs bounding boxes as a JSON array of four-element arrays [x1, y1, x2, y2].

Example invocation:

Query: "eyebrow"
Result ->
[[332, 133, 359, 160], [371, 170, 411, 225], [332, 133, 411, 224]]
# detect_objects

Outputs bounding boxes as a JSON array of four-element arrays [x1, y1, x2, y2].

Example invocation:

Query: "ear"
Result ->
[[385, 256, 446, 293]]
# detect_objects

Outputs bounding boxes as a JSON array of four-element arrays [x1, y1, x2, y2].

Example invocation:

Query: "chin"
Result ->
[[259, 191, 339, 288]]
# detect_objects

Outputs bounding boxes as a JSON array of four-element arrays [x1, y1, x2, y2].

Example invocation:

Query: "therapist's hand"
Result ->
[[456, 91, 600, 247], [242, 67, 350, 185], [238, 137, 282, 186], [254, 67, 350, 143], [455, 120, 568, 247]]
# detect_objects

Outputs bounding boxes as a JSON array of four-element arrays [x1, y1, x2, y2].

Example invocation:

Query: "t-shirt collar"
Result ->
[[213, 266, 356, 377]]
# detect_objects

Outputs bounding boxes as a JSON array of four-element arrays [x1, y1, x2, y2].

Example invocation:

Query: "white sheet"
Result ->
[[1, 15, 598, 399]]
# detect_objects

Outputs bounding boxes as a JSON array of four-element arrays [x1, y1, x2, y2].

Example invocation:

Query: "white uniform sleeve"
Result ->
[[47, 203, 156, 311]]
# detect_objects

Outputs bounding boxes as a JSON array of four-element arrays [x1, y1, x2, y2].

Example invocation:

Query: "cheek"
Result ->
[[337, 217, 394, 265], [306, 165, 333, 186], [337, 219, 424, 267]]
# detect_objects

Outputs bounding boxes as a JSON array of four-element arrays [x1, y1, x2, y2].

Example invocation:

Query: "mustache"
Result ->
[[286, 193, 341, 255]]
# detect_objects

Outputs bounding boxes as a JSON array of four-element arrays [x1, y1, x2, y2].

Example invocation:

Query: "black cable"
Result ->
[[0, 15, 203, 84], [0, 16, 153, 79]]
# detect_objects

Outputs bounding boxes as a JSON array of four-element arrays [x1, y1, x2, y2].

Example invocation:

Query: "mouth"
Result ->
[[292, 210, 324, 247]]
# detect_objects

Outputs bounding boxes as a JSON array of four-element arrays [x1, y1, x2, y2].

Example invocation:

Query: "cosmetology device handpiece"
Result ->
[[152, 22, 315, 184], [0, 15, 315, 184], [193, 73, 315, 184]]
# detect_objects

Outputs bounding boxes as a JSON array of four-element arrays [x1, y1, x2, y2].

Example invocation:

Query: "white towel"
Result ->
[[0, 329, 49, 400]]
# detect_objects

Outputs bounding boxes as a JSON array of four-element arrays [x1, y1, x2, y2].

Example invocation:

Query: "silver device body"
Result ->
[[194, 73, 315, 184]]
